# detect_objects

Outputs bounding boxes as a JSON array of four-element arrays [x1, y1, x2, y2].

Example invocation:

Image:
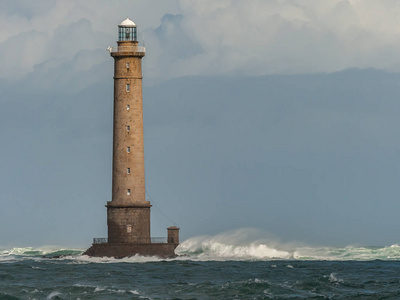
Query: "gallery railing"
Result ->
[[93, 237, 167, 244], [93, 238, 108, 244], [107, 46, 146, 54]]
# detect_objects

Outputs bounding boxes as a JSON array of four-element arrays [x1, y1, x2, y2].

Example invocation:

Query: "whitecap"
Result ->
[[3, 229, 400, 263], [47, 291, 62, 300], [94, 286, 105, 292], [176, 230, 291, 261], [107, 289, 126, 293], [329, 273, 338, 282]]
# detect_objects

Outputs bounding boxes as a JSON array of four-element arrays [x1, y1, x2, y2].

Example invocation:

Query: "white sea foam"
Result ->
[[73, 283, 95, 288], [47, 291, 62, 300], [176, 229, 400, 261], [3, 229, 400, 262], [293, 244, 400, 261], [0, 246, 84, 257], [73, 254, 164, 264], [176, 239, 291, 260], [329, 273, 343, 283], [106, 288, 126, 293], [175, 228, 292, 261]]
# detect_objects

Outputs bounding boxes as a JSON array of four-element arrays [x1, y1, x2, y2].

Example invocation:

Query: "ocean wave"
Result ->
[[292, 244, 400, 261], [175, 229, 400, 261], [74, 254, 164, 264], [0, 246, 83, 258], [176, 237, 291, 260], [2, 230, 400, 262]]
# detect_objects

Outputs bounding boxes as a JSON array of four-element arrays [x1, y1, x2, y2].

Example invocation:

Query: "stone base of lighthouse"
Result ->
[[106, 201, 151, 244], [84, 201, 180, 258], [84, 242, 179, 259], [83, 229, 180, 259]]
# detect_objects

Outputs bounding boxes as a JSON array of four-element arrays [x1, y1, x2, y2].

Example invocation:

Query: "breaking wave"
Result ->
[[2, 229, 400, 262], [0, 246, 83, 259], [176, 229, 400, 261], [177, 239, 400, 261], [175, 229, 292, 260]]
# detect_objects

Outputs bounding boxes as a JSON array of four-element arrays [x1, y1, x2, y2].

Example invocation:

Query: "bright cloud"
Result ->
[[0, 0, 179, 80], [2, 0, 400, 81], [163, 0, 400, 77]]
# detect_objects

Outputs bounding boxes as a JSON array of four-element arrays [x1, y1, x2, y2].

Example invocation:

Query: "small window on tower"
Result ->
[[127, 189, 131, 195], [127, 146, 130, 153], [126, 224, 132, 233], [127, 168, 131, 174], [126, 63, 130, 69], [127, 104, 130, 111], [126, 125, 130, 132], [126, 84, 130, 92]]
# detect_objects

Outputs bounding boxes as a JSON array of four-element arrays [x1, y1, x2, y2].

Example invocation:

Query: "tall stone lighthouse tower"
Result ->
[[107, 17, 150, 244], [84, 18, 179, 258]]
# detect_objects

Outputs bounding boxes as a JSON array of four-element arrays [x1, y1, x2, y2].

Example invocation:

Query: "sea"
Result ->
[[2, 232, 400, 299]]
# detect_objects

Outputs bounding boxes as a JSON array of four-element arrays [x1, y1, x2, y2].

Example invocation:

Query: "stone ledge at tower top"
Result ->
[[106, 201, 151, 208]]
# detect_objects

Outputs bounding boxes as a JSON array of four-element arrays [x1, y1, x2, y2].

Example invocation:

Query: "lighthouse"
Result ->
[[84, 18, 179, 258], [108, 17, 149, 244]]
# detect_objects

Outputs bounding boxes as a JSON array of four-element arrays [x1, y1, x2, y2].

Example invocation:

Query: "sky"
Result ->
[[1, 0, 400, 248]]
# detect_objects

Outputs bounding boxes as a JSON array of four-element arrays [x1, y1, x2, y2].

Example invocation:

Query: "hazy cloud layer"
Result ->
[[156, 0, 400, 77], [3, 1, 400, 81], [0, 0, 179, 80]]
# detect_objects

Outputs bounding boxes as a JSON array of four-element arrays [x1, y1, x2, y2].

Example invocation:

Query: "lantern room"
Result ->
[[118, 17, 137, 41]]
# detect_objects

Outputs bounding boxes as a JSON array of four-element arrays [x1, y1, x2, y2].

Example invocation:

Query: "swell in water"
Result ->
[[1, 229, 400, 262]]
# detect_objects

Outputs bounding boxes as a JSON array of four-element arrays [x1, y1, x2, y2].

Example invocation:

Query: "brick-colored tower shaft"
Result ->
[[107, 39, 151, 244], [112, 41, 145, 203]]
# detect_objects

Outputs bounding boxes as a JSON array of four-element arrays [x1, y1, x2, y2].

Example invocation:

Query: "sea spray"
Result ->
[[2, 229, 400, 261], [176, 238, 291, 260], [293, 244, 400, 261], [175, 229, 400, 261], [0, 246, 83, 257], [175, 229, 293, 260]]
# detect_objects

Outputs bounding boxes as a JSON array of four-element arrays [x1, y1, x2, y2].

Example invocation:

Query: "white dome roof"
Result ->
[[119, 17, 136, 27]]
